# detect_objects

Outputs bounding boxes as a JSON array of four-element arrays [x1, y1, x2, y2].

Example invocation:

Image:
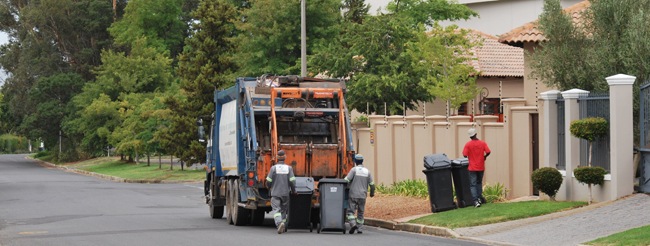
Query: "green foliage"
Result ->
[[482, 183, 508, 203], [0, 134, 29, 153], [234, 0, 342, 76], [569, 117, 608, 142], [410, 200, 586, 228], [574, 166, 606, 186], [409, 24, 480, 112], [310, 0, 476, 115], [354, 115, 368, 123], [164, 0, 239, 166], [531, 167, 563, 200], [109, 0, 187, 56], [342, 0, 369, 24], [376, 179, 429, 198]]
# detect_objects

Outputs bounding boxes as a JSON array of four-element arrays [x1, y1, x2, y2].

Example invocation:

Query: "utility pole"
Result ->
[[301, 0, 307, 77]]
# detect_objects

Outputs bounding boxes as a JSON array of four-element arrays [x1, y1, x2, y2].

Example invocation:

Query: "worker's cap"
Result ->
[[277, 150, 286, 160], [354, 154, 364, 164], [468, 128, 477, 137]]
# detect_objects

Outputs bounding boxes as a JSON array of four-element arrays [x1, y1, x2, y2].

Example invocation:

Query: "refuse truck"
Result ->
[[198, 75, 356, 227]]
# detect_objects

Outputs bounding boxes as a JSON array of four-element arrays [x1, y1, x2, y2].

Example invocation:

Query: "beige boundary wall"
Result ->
[[351, 74, 636, 202], [352, 98, 536, 199], [538, 74, 635, 202]]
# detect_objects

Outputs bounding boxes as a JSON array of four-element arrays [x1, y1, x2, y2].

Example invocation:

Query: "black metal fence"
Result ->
[[556, 95, 565, 170], [578, 92, 610, 171]]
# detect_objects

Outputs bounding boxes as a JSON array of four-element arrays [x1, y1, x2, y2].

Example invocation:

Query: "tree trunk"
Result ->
[[147, 154, 150, 166], [170, 156, 173, 170], [181, 161, 184, 171], [587, 184, 594, 204], [588, 141, 592, 167], [158, 153, 162, 169]]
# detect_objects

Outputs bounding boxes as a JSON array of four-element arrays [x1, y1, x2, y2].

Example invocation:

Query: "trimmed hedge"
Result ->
[[569, 117, 608, 142], [574, 166, 606, 186], [532, 167, 563, 200]]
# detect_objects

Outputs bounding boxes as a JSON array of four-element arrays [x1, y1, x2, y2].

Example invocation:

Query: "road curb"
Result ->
[[365, 218, 459, 238], [29, 157, 200, 184]]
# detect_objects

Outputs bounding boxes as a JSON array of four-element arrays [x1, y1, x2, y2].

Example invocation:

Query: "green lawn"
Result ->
[[585, 225, 650, 246], [410, 200, 586, 228], [64, 157, 205, 181]]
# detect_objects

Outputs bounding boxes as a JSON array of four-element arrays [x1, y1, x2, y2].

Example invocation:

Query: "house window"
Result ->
[[458, 103, 468, 115], [481, 98, 501, 115]]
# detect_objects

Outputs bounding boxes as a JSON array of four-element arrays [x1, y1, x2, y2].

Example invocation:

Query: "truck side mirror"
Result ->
[[197, 118, 206, 143]]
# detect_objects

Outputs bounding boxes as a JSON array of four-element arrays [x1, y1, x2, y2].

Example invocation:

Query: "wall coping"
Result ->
[[606, 74, 636, 86], [502, 98, 526, 103], [540, 90, 561, 100], [511, 106, 538, 112], [561, 89, 589, 99]]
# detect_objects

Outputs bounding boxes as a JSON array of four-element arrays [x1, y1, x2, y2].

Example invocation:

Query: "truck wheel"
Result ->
[[226, 179, 233, 224], [209, 199, 225, 219], [250, 209, 265, 226], [209, 179, 224, 219], [231, 179, 250, 226]]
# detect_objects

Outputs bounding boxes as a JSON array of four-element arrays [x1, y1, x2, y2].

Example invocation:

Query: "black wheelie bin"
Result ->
[[451, 158, 474, 208], [423, 154, 456, 213], [287, 177, 315, 231]]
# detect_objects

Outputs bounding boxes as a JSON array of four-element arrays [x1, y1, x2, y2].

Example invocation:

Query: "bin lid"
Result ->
[[451, 157, 469, 167], [424, 153, 451, 169], [317, 178, 348, 186], [294, 176, 314, 193]]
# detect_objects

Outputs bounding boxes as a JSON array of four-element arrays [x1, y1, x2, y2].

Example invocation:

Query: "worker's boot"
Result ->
[[277, 222, 285, 234], [349, 224, 357, 234]]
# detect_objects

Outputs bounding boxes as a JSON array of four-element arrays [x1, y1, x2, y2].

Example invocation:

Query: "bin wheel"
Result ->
[[309, 223, 313, 232], [317, 224, 321, 234]]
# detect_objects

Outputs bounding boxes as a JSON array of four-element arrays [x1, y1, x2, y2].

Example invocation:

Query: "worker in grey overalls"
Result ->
[[345, 154, 375, 234], [266, 150, 296, 234]]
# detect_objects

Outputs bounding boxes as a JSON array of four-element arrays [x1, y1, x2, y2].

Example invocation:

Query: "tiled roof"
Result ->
[[498, 0, 590, 44], [467, 29, 524, 77]]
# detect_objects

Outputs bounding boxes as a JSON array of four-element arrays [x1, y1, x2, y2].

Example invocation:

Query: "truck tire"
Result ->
[[250, 209, 265, 226], [209, 178, 224, 219], [231, 179, 250, 226], [226, 179, 233, 224]]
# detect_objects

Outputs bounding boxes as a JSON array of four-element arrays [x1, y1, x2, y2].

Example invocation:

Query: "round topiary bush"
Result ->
[[531, 167, 563, 201], [574, 166, 606, 186]]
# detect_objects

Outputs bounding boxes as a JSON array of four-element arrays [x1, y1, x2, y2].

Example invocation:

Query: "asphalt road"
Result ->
[[0, 154, 485, 246]]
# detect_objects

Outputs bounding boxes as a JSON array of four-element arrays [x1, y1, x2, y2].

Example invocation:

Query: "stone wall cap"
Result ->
[[606, 74, 636, 86], [561, 89, 589, 99]]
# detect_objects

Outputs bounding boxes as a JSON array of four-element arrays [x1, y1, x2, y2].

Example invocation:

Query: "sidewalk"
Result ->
[[366, 193, 650, 246]]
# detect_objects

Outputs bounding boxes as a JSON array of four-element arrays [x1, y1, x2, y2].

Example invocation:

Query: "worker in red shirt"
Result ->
[[462, 128, 491, 208]]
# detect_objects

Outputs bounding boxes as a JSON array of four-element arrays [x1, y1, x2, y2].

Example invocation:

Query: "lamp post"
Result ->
[[301, 0, 307, 77]]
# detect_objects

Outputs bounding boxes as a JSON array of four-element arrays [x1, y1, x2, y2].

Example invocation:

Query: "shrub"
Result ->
[[376, 179, 428, 198], [531, 167, 563, 201], [574, 166, 606, 204], [354, 115, 368, 123], [574, 166, 606, 186], [569, 117, 608, 142], [483, 183, 507, 203]]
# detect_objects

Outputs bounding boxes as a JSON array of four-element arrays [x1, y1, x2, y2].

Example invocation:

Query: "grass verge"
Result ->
[[63, 157, 205, 181], [410, 200, 586, 228], [585, 224, 650, 246]]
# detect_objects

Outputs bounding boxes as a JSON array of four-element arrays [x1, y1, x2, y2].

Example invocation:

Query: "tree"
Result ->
[[108, 0, 187, 56], [310, 0, 477, 115], [342, 0, 369, 24], [0, 0, 114, 142], [234, 0, 342, 76], [164, 0, 238, 166], [409, 24, 480, 114], [68, 38, 176, 157], [569, 117, 608, 204], [23, 73, 85, 159], [531, 0, 650, 145]]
